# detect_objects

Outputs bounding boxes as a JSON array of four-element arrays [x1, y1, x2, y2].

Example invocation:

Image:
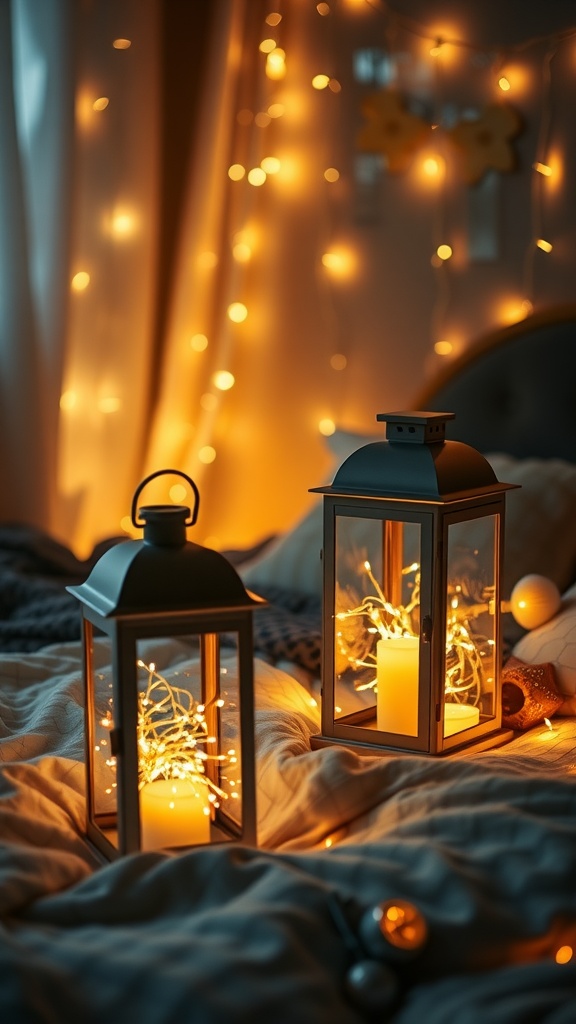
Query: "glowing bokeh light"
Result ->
[[227, 302, 248, 323], [71, 271, 90, 292], [199, 446, 217, 464], [436, 244, 453, 261], [319, 418, 336, 436], [330, 353, 347, 370], [190, 334, 208, 351], [324, 167, 340, 182], [248, 167, 267, 186], [92, 97, 109, 111], [312, 74, 330, 90], [212, 371, 236, 391], [261, 156, 281, 174], [169, 484, 187, 503], [228, 164, 246, 180]]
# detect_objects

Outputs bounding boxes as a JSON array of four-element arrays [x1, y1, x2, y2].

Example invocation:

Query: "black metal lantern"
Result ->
[[311, 412, 517, 757], [68, 470, 264, 860]]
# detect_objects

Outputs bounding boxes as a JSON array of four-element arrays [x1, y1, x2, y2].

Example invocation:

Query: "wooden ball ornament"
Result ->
[[510, 574, 561, 631]]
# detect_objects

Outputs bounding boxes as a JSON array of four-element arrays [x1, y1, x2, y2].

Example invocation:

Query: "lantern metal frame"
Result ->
[[311, 412, 516, 757], [68, 470, 264, 861]]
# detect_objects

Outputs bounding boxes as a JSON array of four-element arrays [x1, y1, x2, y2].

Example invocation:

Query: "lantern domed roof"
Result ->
[[68, 505, 262, 617], [315, 412, 512, 501]]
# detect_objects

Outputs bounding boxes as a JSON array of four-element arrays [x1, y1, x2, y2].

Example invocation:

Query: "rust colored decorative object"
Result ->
[[447, 102, 522, 184], [501, 656, 563, 730]]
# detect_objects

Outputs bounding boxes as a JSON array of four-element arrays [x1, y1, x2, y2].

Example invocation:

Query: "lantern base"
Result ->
[[310, 727, 515, 759]]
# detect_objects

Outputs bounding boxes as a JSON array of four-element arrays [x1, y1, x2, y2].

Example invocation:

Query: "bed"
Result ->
[[2, 305, 576, 1023]]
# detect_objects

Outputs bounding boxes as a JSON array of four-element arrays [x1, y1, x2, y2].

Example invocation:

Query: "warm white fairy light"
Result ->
[[112, 38, 131, 50], [71, 271, 90, 291], [190, 333, 208, 351], [227, 302, 248, 323], [537, 238, 553, 252], [198, 445, 217, 464], [92, 97, 109, 111], [336, 560, 490, 707], [247, 167, 267, 186], [228, 163, 246, 180], [212, 370, 235, 391], [90, 662, 235, 812], [266, 47, 286, 80], [312, 74, 330, 90]]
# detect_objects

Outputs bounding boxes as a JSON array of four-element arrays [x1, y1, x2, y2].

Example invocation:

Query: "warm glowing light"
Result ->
[[328, 79, 341, 93], [498, 76, 511, 92], [499, 298, 532, 325], [321, 250, 354, 276], [169, 484, 187, 503], [198, 446, 217, 465], [422, 155, 443, 178], [330, 353, 347, 370], [92, 97, 109, 111], [212, 371, 235, 391], [434, 340, 453, 356], [312, 74, 330, 90], [233, 242, 252, 263], [110, 210, 136, 238], [261, 156, 281, 174], [190, 334, 208, 352], [536, 238, 553, 252], [533, 161, 552, 176], [200, 393, 218, 412], [430, 39, 443, 56], [59, 390, 77, 411], [228, 163, 245, 181], [268, 102, 285, 118], [324, 167, 340, 182], [436, 244, 453, 261], [120, 515, 133, 535], [197, 251, 218, 270], [71, 271, 90, 292], [317, 2, 331, 13], [266, 48, 286, 80], [265, 12, 282, 26], [98, 396, 121, 414], [555, 945, 573, 964], [247, 167, 267, 186], [227, 302, 248, 323], [113, 38, 131, 49], [259, 38, 277, 53], [319, 418, 336, 436], [254, 111, 272, 127]]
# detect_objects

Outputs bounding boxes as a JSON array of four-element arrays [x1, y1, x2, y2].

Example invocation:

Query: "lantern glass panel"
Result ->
[[334, 513, 422, 729], [443, 513, 498, 738], [134, 636, 243, 850]]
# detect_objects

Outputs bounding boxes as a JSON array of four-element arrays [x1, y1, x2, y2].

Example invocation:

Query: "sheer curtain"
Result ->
[[0, 0, 73, 537]]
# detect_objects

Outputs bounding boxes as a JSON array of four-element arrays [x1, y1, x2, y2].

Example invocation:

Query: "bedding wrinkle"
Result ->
[[1, 643, 576, 1019]]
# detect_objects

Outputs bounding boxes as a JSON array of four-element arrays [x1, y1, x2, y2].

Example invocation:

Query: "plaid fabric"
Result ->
[[249, 584, 322, 675]]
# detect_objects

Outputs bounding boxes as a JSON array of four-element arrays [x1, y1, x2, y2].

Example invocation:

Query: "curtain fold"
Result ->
[[0, 0, 74, 532]]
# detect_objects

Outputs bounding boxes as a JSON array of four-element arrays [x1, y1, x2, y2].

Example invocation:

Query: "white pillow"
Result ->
[[241, 432, 576, 605], [513, 580, 576, 715]]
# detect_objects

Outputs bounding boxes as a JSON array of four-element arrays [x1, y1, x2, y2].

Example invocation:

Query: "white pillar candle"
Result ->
[[443, 703, 480, 737], [140, 778, 211, 849], [376, 636, 419, 736]]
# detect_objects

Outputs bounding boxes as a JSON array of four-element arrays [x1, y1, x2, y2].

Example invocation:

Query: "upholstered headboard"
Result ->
[[415, 305, 576, 462]]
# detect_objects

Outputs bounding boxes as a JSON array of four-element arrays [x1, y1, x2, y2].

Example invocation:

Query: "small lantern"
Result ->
[[311, 412, 516, 757], [68, 470, 264, 860]]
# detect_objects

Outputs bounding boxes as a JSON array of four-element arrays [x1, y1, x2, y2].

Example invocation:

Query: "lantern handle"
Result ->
[[130, 469, 200, 529]]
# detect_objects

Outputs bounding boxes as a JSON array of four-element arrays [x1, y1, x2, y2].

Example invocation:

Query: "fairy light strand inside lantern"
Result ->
[[336, 560, 491, 708], [135, 661, 233, 806]]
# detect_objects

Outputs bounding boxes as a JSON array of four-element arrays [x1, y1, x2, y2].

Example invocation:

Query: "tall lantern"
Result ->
[[68, 470, 264, 861], [311, 412, 516, 757]]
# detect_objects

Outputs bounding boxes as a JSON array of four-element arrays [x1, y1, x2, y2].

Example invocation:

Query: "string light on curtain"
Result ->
[[350, 0, 576, 365]]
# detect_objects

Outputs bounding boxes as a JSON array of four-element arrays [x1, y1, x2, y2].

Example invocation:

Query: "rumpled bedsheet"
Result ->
[[1, 641, 576, 1023]]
